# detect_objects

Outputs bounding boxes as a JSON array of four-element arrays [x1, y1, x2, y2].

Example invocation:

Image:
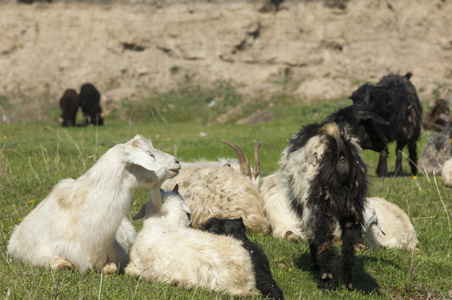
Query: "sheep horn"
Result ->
[[253, 141, 262, 180], [222, 140, 252, 178]]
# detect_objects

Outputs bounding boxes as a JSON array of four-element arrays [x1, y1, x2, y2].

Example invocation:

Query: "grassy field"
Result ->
[[1, 96, 451, 299]]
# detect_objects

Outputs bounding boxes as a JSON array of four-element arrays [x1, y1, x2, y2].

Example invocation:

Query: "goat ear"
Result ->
[[173, 184, 179, 193], [132, 203, 147, 220], [356, 109, 389, 125], [124, 152, 161, 171]]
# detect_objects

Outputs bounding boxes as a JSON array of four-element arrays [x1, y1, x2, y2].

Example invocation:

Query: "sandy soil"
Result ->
[[1, 0, 452, 122]]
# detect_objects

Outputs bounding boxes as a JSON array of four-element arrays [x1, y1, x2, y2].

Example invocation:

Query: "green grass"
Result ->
[[1, 97, 451, 299]]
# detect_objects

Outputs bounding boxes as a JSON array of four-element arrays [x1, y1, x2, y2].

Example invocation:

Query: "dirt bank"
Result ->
[[1, 0, 452, 122]]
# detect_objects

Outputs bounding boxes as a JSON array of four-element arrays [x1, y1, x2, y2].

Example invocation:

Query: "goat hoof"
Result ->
[[343, 282, 353, 290], [50, 257, 73, 271], [317, 280, 330, 290], [102, 262, 119, 274]]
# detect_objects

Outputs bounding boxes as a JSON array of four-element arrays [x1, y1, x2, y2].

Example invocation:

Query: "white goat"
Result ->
[[162, 141, 270, 234], [7, 135, 180, 273], [364, 197, 419, 250], [125, 186, 259, 297], [442, 158, 452, 187]]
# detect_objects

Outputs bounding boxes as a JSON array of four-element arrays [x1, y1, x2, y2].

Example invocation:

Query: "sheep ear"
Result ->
[[124, 152, 161, 171], [132, 203, 147, 220]]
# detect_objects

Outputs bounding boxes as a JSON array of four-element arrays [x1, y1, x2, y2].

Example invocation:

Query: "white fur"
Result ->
[[364, 197, 419, 250], [7, 135, 180, 272], [262, 135, 329, 241], [162, 160, 270, 233], [441, 158, 452, 186], [125, 189, 259, 297], [260, 173, 305, 241]]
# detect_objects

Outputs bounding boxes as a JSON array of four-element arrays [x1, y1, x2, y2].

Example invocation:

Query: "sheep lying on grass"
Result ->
[[363, 197, 419, 250], [8, 135, 180, 273], [162, 140, 270, 234], [201, 217, 284, 299], [441, 158, 452, 187], [125, 185, 261, 297], [350, 72, 423, 176]]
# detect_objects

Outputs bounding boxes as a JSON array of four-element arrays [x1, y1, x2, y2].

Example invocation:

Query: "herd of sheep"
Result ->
[[7, 72, 452, 297]]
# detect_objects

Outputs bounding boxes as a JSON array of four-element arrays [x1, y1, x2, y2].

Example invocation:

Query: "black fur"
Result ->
[[79, 83, 104, 126], [350, 72, 423, 176], [285, 122, 368, 290], [201, 218, 284, 300], [59, 88, 79, 127]]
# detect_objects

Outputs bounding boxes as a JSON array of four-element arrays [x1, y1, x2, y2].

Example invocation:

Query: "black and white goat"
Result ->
[[264, 121, 369, 290], [201, 217, 284, 299], [350, 72, 423, 176]]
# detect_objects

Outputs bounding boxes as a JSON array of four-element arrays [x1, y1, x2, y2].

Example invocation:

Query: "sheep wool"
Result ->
[[125, 187, 259, 297]]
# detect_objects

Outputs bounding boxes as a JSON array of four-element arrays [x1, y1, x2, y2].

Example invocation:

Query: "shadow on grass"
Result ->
[[294, 252, 382, 295]]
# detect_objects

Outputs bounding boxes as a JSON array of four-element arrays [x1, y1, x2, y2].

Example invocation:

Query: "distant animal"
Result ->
[[7, 135, 180, 273], [79, 83, 104, 126], [418, 123, 452, 175], [58, 88, 79, 127], [201, 217, 284, 299], [422, 99, 451, 131], [125, 186, 261, 298], [350, 72, 423, 176]]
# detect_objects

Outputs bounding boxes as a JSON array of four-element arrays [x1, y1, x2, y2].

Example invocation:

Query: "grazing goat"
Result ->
[[58, 88, 79, 127], [201, 217, 284, 299], [79, 83, 104, 126], [267, 121, 368, 290], [7, 135, 180, 273], [125, 186, 260, 298], [442, 158, 452, 187], [422, 99, 451, 131], [350, 72, 423, 176], [363, 197, 419, 250], [162, 141, 270, 234]]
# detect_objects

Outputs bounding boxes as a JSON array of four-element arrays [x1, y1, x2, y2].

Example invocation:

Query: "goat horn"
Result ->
[[222, 140, 252, 178], [253, 141, 262, 180]]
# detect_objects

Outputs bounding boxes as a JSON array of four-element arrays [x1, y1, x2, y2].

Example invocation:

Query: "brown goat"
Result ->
[[422, 99, 451, 131]]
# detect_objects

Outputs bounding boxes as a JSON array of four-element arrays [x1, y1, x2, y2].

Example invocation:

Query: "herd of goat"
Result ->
[[7, 72, 452, 297]]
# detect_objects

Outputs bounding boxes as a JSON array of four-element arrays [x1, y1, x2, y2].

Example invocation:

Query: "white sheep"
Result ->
[[125, 185, 259, 297], [363, 197, 419, 250], [162, 141, 270, 234], [442, 158, 452, 186], [7, 135, 181, 273]]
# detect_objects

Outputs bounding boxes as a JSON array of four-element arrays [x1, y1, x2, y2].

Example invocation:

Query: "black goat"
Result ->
[[201, 217, 284, 300], [58, 88, 79, 127], [350, 72, 422, 176], [79, 83, 104, 126]]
